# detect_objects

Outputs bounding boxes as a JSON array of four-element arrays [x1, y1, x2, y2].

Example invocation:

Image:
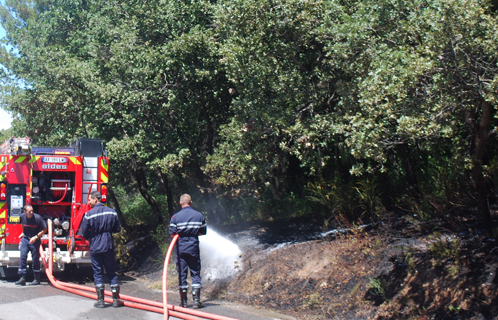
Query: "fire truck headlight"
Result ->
[[62, 221, 70, 230]]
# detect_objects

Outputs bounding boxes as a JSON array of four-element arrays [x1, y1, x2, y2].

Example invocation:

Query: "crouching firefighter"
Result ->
[[16, 205, 47, 286], [81, 191, 123, 308], [169, 194, 207, 308]]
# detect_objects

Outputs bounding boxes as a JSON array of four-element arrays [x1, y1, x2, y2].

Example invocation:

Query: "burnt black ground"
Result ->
[[153, 213, 498, 320]]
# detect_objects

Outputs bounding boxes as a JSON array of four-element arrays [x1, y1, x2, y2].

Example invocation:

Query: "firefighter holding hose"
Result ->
[[169, 194, 207, 309], [81, 191, 123, 308], [15, 205, 47, 286]]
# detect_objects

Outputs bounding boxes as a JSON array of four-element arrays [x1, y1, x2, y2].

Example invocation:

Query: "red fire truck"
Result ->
[[0, 137, 109, 277]]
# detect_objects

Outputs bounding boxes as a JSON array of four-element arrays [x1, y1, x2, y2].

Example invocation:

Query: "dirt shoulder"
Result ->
[[126, 214, 498, 320]]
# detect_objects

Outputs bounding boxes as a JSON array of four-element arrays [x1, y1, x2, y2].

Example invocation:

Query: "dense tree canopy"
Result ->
[[0, 0, 496, 229]]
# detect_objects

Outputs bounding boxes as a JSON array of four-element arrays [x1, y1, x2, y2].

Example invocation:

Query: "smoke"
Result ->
[[200, 228, 242, 281]]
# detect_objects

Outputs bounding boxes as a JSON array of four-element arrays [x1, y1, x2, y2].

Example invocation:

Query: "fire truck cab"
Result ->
[[0, 137, 109, 277]]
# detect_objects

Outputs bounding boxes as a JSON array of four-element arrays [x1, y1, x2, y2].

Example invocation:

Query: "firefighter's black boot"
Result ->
[[30, 273, 40, 286], [192, 288, 204, 309], [111, 285, 124, 308], [179, 288, 188, 308], [15, 275, 26, 286], [94, 284, 106, 308]]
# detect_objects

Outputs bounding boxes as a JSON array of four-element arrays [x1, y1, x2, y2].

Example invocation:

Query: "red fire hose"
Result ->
[[163, 234, 179, 319], [41, 220, 239, 320], [49, 183, 68, 204]]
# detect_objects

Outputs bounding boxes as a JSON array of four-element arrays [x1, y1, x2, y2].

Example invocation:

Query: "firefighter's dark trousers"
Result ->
[[18, 237, 41, 275], [91, 249, 119, 286], [176, 249, 202, 289]]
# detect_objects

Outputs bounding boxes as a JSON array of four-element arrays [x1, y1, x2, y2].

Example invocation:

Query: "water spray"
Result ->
[[200, 229, 242, 281]]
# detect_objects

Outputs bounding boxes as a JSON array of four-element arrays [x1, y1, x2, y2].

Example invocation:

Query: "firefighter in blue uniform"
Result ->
[[81, 191, 123, 308], [16, 205, 47, 286], [169, 194, 207, 308]]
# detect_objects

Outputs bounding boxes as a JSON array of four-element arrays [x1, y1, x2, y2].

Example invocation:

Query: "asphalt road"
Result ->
[[0, 277, 295, 320]]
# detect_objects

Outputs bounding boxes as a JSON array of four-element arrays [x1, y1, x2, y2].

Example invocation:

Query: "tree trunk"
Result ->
[[399, 144, 420, 200], [132, 157, 164, 225], [108, 186, 129, 231], [155, 168, 174, 218], [472, 99, 494, 231]]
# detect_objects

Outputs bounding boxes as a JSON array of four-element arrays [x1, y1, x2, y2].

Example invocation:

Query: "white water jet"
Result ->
[[200, 228, 242, 281]]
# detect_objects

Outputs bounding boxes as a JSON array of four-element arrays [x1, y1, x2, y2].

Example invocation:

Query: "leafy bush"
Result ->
[[307, 176, 386, 224], [113, 185, 161, 225]]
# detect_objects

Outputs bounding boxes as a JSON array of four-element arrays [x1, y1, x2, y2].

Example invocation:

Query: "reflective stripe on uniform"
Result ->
[[175, 221, 205, 230], [85, 211, 118, 220]]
